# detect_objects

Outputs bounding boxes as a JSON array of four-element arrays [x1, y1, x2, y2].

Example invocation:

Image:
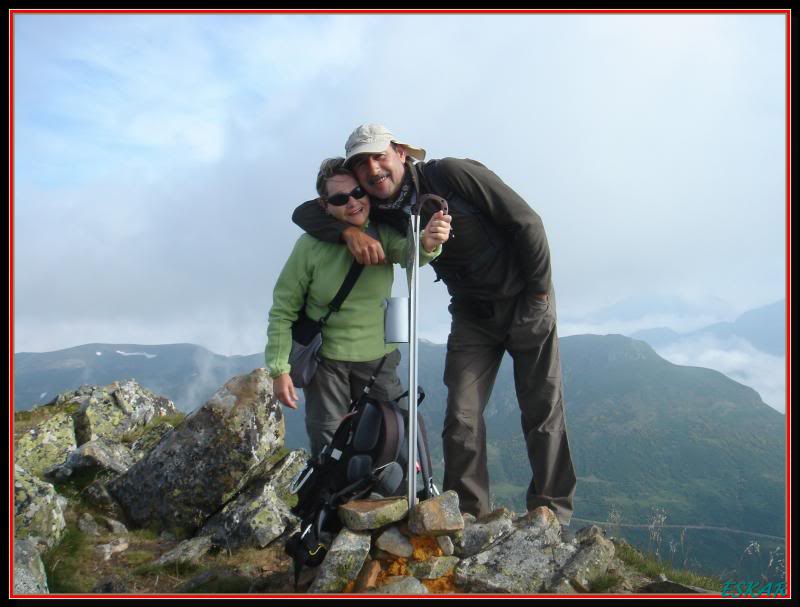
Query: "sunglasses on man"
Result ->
[[326, 186, 366, 206]]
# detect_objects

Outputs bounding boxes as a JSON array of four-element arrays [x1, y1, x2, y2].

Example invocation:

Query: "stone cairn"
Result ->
[[302, 490, 617, 595]]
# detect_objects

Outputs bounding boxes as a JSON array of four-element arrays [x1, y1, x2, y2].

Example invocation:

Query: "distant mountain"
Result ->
[[559, 335, 784, 531], [13, 343, 263, 412], [13, 335, 786, 579], [630, 300, 786, 356], [626, 327, 682, 349]]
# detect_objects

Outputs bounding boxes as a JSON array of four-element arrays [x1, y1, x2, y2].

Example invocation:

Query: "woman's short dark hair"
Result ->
[[316, 157, 353, 198]]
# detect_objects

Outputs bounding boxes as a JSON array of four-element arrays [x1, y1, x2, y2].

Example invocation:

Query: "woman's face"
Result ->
[[325, 174, 371, 227]]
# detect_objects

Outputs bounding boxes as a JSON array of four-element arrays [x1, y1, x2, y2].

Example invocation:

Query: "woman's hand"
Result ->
[[273, 373, 299, 409], [421, 211, 452, 252]]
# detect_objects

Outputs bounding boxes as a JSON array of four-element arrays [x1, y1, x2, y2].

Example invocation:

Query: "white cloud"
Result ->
[[12, 11, 787, 364], [654, 335, 786, 413]]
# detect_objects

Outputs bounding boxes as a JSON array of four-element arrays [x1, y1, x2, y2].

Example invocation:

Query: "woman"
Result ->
[[266, 157, 451, 456]]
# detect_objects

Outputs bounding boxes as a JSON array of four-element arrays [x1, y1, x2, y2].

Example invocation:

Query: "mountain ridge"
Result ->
[[629, 299, 785, 356], [13, 334, 786, 579]]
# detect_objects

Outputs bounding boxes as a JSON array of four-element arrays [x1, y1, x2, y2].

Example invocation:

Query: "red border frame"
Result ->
[[785, 9, 792, 596], [7, 7, 792, 600]]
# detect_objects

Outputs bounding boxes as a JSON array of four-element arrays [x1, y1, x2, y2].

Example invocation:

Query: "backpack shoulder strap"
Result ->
[[322, 220, 378, 319], [321, 259, 364, 322]]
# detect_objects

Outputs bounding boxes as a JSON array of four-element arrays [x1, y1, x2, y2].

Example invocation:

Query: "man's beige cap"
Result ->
[[344, 124, 426, 166]]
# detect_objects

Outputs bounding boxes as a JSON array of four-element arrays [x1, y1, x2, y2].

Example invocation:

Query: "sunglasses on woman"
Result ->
[[326, 186, 366, 206]]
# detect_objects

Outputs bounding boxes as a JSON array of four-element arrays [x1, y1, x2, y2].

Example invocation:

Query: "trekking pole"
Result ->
[[406, 206, 421, 510], [406, 194, 448, 511]]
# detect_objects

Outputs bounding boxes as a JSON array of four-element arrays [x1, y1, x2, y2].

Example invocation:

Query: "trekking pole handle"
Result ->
[[412, 194, 448, 216]]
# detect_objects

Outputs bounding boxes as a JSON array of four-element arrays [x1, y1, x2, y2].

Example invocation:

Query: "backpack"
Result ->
[[284, 356, 438, 586]]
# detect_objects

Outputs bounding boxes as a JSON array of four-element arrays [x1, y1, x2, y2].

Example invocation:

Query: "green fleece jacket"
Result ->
[[265, 222, 439, 378]]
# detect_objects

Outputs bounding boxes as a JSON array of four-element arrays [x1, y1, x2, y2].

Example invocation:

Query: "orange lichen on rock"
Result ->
[[410, 535, 443, 561], [374, 557, 409, 588], [385, 558, 409, 576], [421, 572, 459, 594]]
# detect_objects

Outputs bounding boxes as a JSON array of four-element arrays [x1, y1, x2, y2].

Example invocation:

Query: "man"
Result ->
[[292, 124, 576, 524]]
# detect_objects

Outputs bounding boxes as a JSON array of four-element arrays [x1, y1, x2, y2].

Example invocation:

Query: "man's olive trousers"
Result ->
[[442, 290, 576, 524]]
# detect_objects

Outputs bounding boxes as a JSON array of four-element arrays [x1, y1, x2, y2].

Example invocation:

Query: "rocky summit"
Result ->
[[13, 371, 716, 596]]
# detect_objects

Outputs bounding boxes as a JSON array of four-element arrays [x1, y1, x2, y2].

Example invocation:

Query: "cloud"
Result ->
[[12, 12, 787, 360], [653, 334, 786, 413]]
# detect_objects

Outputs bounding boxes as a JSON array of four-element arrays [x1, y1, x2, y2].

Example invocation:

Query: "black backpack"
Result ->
[[284, 356, 438, 586]]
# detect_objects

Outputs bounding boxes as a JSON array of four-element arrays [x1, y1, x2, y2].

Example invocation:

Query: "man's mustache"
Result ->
[[367, 172, 390, 185]]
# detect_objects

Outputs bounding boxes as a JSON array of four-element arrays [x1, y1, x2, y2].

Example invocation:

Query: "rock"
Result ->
[[96, 538, 129, 561], [338, 497, 408, 531], [78, 512, 103, 536], [437, 535, 455, 556], [237, 448, 308, 502], [309, 528, 371, 593], [456, 508, 571, 593], [44, 439, 135, 482], [107, 369, 284, 535], [155, 536, 213, 566], [130, 423, 175, 461], [13, 466, 66, 551], [199, 476, 295, 550], [15, 411, 77, 479], [408, 556, 460, 579], [407, 491, 464, 536], [547, 577, 580, 594], [13, 539, 48, 594], [354, 559, 382, 592], [547, 534, 615, 592], [453, 507, 514, 558], [370, 576, 429, 594], [514, 505, 559, 527], [79, 480, 126, 520], [72, 381, 177, 446], [198, 445, 304, 550], [102, 517, 128, 535], [374, 526, 413, 558], [575, 524, 605, 545], [52, 385, 94, 408]]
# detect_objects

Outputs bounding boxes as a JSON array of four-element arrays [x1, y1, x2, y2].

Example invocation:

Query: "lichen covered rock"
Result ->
[[407, 491, 464, 536], [72, 380, 177, 445], [455, 506, 571, 593], [44, 438, 135, 482], [13, 539, 49, 594], [338, 497, 408, 531], [15, 411, 77, 479], [107, 369, 284, 535], [13, 466, 66, 551], [309, 528, 371, 593]]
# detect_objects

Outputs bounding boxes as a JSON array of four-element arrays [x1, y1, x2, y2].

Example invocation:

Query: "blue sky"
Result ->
[[12, 11, 788, 410]]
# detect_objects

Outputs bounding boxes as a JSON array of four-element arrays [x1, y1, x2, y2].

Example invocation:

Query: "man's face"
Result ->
[[351, 144, 407, 201]]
